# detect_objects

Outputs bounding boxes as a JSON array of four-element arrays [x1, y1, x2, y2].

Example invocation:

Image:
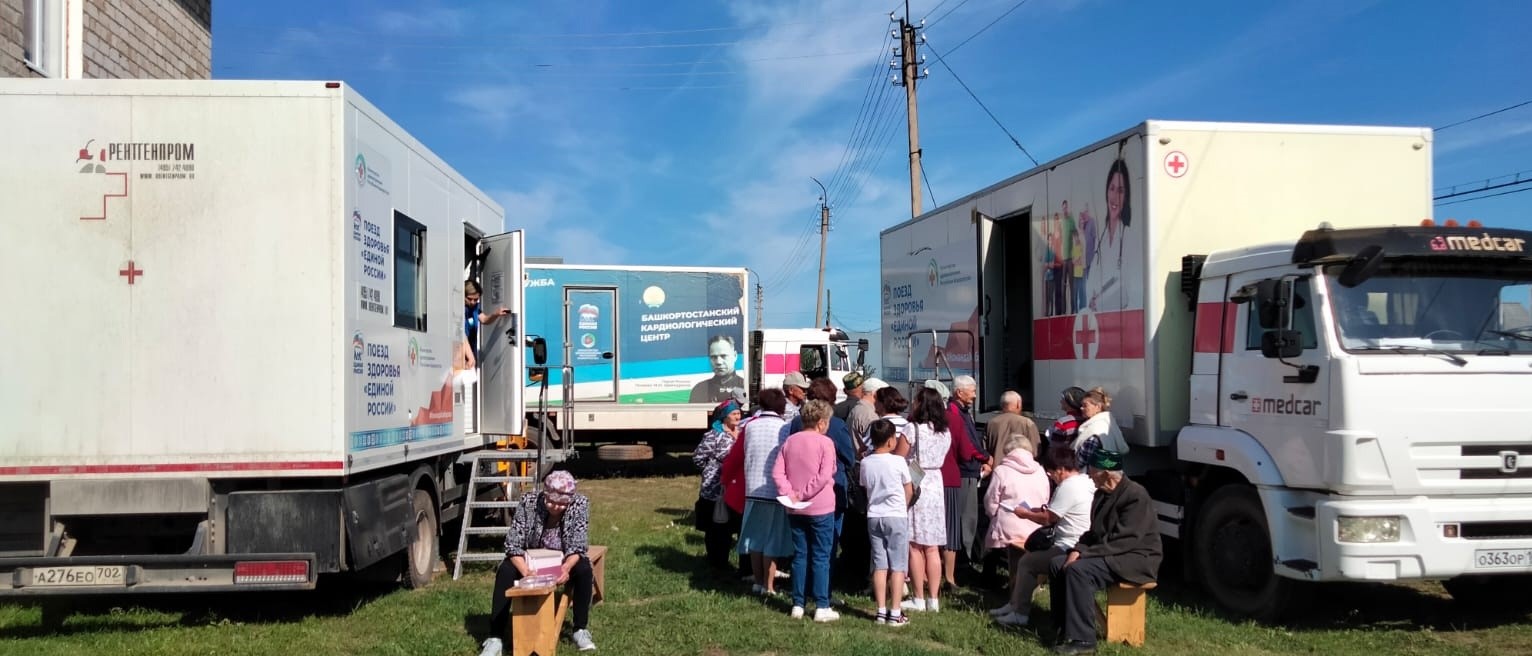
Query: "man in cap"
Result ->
[[834, 371, 866, 422], [782, 371, 810, 422], [1047, 449, 1161, 655], [849, 377, 887, 452]]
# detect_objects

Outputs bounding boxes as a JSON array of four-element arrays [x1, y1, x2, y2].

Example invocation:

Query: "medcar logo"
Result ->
[[1250, 395, 1323, 416], [1429, 234, 1527, 253]]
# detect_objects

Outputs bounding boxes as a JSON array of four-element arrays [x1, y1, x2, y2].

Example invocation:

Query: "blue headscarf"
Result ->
[[710, 399, 741, 434]]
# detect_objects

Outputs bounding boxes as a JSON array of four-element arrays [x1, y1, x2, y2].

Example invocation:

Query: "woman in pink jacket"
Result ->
[[983, 444, 1050, 590], [772, 399, 841, 622]]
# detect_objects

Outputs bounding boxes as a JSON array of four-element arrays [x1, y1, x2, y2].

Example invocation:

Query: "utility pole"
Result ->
[[892, 3, 927, 220], [755, 283, 764, 331], [812, 176, 830, 328]]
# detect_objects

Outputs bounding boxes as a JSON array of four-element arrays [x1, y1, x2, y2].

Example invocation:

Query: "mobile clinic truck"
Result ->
[[520, 265, 749, 440], [881, 121, 1532, 618], [0, 80, 530, 596]]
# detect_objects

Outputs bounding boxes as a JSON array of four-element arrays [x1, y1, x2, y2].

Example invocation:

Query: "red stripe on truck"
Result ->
[[0, 461, 346, 476], [1193, 302, 1238, 353], [761, 354, 801, 375], [1032, 310, 1146, 360]]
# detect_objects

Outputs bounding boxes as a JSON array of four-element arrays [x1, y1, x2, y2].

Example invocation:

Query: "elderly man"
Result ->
[[782, 371, 810, 421], [849, 377, 886, 452], [834, 371, 866, 422], [985, 390, 1041, 457], [941, 375, 990, 586], [1047, 449, 1161, 655]]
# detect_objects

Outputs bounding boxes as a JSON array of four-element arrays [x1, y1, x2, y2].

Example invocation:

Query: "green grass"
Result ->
[[3, 475, 1531, 655]]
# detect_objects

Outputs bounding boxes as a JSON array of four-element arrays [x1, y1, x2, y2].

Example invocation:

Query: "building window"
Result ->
[[394, 211, 427, 332], [22, 0, 61, 77]]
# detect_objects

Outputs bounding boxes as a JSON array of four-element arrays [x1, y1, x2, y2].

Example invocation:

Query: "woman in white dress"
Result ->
[[902, 387, 951, 613]]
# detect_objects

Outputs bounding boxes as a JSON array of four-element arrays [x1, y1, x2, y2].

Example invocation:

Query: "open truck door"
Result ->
[[477, 230, 526, 437]]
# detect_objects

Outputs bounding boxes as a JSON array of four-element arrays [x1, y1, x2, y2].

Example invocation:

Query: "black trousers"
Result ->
[[1048, 554, 1116, 646], [490, 554, 593, 638], [694, 496, 745, 573]]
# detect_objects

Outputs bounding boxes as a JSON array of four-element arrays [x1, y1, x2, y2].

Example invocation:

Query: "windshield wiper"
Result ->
[[1487, 326, 1532, 342], [1353, 345, 1467, 366]]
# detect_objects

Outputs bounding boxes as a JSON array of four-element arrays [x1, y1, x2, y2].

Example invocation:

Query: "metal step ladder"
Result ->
[[451, 449, 541, 580]]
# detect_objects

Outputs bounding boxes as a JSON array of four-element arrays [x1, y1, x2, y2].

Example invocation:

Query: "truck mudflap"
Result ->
[[0, 553, 317, 596]]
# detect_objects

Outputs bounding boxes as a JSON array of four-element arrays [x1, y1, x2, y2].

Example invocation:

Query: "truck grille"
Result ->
[[1410, 442, 1532, 490], [1462, 521, 1532, 540]]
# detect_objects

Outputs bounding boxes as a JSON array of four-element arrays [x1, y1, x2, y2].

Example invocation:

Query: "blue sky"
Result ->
[[213, 0, 1532, 346]]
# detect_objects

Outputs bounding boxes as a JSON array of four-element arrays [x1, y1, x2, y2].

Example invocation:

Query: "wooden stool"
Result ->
[[504, 585, 570, 656], [587, 545, 607, 605], [1099, 581, 1156, 647]]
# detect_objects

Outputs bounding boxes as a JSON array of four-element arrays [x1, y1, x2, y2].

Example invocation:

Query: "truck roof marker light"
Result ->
[[1215, 448, 1225, 461], [1444, 219, 1460, 227], [1420, 219, 1436, 227], [325, 82, 341, 89], [1467, 220, 1483, 228]]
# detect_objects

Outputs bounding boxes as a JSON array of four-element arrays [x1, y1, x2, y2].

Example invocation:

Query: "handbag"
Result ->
[[906, 424, 926, 505], [1024, 525, 1058, 553], [712, 497, 730, 524]]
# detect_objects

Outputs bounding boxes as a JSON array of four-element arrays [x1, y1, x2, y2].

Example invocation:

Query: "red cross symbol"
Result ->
[[1164, 151, 1188, 178], [1073, 311, 1098, 360], [119, 261, 144, 285], [1075, 320, 1097, 349]]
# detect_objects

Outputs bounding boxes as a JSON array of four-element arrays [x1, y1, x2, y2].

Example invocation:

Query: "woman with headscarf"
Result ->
[[1044, 387, 1088, 468], [694, 399, 744, 572], [482, 470, 597, 655]]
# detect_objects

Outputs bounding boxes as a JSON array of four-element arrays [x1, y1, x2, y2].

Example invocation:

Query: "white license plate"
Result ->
[[30, 565, 127, 587], [1473, 549, 1532, 570]]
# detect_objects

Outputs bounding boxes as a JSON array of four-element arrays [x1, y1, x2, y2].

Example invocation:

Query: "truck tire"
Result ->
[[596, 444, 654, 462], [1193, 485, 1298, 621], [405, 489, 439, 589], [1443, 574, 1532, 608]]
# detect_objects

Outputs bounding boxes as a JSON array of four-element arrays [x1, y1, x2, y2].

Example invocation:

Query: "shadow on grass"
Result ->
[[633, 544, 745, 598], [0, 577, 400, 639]]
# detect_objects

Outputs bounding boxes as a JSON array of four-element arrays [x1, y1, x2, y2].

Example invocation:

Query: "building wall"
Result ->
[[83, 0, 211, 79], [1, 0, 210, 79]]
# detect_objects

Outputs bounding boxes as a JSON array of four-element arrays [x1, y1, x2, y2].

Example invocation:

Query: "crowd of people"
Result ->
[[692, 373, 1161, 655]]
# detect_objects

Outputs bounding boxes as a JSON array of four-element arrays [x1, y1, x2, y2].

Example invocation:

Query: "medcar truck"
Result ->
[[881, 120, 1532, 618], [0, 79, 529, 596]]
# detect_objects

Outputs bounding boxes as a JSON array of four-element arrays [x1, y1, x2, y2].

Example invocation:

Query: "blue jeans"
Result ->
[[789, 513, 835, 609]]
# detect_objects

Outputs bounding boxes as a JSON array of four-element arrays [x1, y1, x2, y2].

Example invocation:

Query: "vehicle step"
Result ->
[[462, 526, 512, 535], [466, 501, 520, 509], [470, 476, 535, 484], [456, 553, 507, 563]]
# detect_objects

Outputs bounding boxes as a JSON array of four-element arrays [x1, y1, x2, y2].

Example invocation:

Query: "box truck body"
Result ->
[[883, 121, 1532, 616], [0, 80, 528, 595], [521, 265, 749, 431]]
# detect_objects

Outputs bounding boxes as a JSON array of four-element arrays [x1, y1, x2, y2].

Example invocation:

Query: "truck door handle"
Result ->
[[1229, 392, 1249, 401]]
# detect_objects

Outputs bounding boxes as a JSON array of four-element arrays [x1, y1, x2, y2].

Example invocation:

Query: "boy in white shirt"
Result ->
[[859, 419, 914, 626]]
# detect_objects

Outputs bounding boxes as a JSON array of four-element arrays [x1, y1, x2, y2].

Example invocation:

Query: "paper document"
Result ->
[[776, 495, 812, 510]]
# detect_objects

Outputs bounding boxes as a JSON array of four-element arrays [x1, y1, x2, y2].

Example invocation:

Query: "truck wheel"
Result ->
[[405, 489, 439, 589], [597, 444, 654, 462], [1443, 574, 1532, 608], [1193, 485, 1296, 621]]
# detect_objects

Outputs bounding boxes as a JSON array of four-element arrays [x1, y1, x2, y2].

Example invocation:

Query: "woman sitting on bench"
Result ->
[[482, 469, 597, 655]]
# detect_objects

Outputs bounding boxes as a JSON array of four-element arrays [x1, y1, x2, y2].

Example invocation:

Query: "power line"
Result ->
[[1434, 184, 1532, 207], [946, 0, 1032, 56], [1435, 99, 1532, 132], [1435, 169, 1532, 195], [925, 38, 1039, 165], [829, 54, 901, 204], [825, 33, 897, 206], [921, 166, 938, 207], [925, 0, 972, 28], [835, 97, 907, 215], [1433, 175, 1532, 201]]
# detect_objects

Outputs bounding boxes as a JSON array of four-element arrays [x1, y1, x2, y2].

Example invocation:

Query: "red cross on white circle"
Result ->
[[1164, 151, 1189, 178], [1073, 311, 1099, 360]]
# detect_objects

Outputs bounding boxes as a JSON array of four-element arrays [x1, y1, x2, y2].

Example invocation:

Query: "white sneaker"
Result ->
[[478, 637, 503, 656], [775, 570, 791, 579], [996, 611, 1030, 627], [572, 628, 596, 651], [926, 599, 940, 613], [790, 605, 805, 619], [813, 608, 841, 623], [988, 603, 1015, 617], [900, 598, 926, 612]]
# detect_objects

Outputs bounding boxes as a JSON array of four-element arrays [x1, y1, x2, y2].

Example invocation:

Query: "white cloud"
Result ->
[[728, 0, 893, 128], [372, 7, 468, 35], [447, 84, 531, 131], [491, 185, 630, 264]]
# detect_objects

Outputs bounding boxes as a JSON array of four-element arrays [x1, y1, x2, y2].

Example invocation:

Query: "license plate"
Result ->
[[30, 565, 127, 587], [1473, 549, 1532, 570]]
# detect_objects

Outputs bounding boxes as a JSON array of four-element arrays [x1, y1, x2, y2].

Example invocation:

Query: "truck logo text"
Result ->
[[1429, 234, 1527, 253], [1250, 395, 1323, 416]]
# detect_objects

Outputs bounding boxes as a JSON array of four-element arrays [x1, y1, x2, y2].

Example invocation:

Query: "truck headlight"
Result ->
[[1337, 516, 1401, 543]]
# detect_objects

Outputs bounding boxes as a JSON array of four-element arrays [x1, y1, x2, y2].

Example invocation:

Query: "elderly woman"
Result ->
[[772, 399, 841, 622], [1047, 450, 1162, 655], [1074, 386, 1128, 467], [694, 399, 744, 572], [483, 470, 596, 655]]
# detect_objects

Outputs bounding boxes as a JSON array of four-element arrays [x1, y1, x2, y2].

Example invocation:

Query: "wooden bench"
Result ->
[[587, 545, 607, 605], [501, 546, 607, 656], [1100, 581, 1155, 647]]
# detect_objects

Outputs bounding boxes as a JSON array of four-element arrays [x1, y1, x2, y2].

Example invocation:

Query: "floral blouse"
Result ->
[[504, 492, 589, 558], [693, 427, 737, 501]]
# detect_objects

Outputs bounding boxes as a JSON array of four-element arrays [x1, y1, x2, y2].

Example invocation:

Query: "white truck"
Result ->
[[0, 79, 534, 595], [749, 327, 869, 401], [881, 121, 1532, 617]]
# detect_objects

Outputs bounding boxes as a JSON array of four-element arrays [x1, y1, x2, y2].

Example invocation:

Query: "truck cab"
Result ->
[[1180, 223, 1532, 615], [748, 328, 869, 403]]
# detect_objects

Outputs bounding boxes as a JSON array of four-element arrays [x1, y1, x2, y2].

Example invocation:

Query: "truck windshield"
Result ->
[[1326, 261, 1532, 353]]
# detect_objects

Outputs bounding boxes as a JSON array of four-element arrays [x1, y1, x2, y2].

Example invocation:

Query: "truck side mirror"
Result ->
[[1261, 330, 1303, 359], [856, 338, 869, 367], [1255, 279, 1301, 330], [530, 336, 548, 365], [1337, 245, 1385, 288]]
